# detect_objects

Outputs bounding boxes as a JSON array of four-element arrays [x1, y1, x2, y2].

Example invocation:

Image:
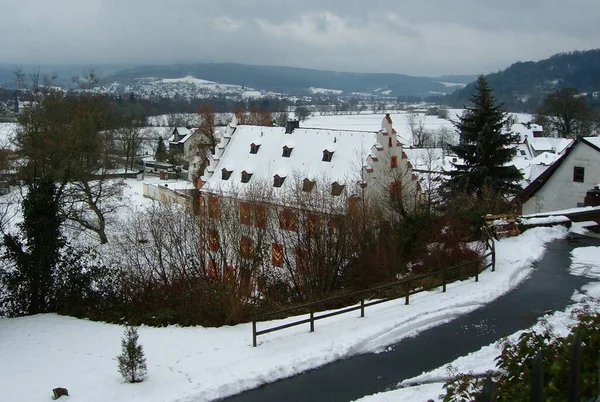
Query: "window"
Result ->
[[273, 174, 286, 188], [254, 204, 267, 228], [388, 137, 393, 148], [240, 236, 255, 259], [390, 181, 402, 199], [221, 168, 233, 180], [519, 150, 526, 156], [279, 208, 297, 231], [282, 146, 293, 157], [208, 230, 219, 251], [208, 259, 218, 279], [295, 247, 308, 273], [322, 150, 334, 162], [208, 195, 220, 218], [250, 143, 261, 154], [240, 268, 252, 294], [302, 178, 316, 192], [307, 213, 321, 238], [573, 166, 585, 183], [391, 155, 398, 168], [240, 201, 251, 225], [241, 170, 253, 183], [331, 182, 345, 196], [272, 243, 284, 267]]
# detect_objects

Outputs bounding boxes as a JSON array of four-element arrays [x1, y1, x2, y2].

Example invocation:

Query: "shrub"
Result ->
[[117, 326, 147, 383]]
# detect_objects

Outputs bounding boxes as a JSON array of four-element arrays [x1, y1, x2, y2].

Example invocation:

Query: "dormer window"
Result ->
[[331, 182, 345, 196], [241, 170, 253, 183], [221, 168, 233, 180], [250, 143, 261, 154], [322, 150, 334, 162], [273, 174, 286, 188], [282, 146, 293, 157], [302, 178, 316, 192]]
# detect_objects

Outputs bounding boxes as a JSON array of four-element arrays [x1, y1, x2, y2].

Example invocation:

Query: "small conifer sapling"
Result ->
[[117, 326, 147, 383]]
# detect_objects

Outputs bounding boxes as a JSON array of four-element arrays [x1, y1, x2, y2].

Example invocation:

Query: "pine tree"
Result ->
[[117, 326, 147, 383], [446, 75, 522, 197], [155, 136, 167, 162]]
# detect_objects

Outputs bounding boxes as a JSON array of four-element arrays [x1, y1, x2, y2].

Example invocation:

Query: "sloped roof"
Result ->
[[202, 125, 379, 196], [168, 127, 192, 143], [528, 137, 573, 153]]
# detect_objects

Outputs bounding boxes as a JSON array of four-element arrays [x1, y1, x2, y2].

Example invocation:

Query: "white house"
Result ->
[[516, 137, 600, 215]]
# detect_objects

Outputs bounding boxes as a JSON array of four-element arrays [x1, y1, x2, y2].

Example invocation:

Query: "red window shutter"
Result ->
[[208, 196, 220, 219], [295, 248, 308, 273], [272, 243, 284, 267], [254, 204, 267, 228], [279, 209, 296, 231], [240, 236, 255, 259], [224, 265, 235, 284], [208, 230, 219, 251], [388, 137, 392, 147], [391, 155, 398, 168], [240, 268, 252, 294], [307, 213, 321, 238], [240, 201, 251, 225], [208, 259, 218, 279]]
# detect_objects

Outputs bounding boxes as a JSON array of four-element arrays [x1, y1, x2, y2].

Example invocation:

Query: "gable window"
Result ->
[[388, 137, 393, 148], [279, 208, 297, 231], [208, 258, 218, 279], [302, 178, 316, 192], [240, 236, 255, 259], [573, 166, 585, 182], [519, 150, 526, 156], [282, 146, 293, 157], [272, 243, 284, 267], [322, 150, 334, 162], [331, 182, 345, 196], [273, 174, 286, 188], [391, 155, 398, 168], [306, 213, 321, 238], [250, 143, 261, 154], [221, 168, 233, 180], [390, 180, 402, 200], [295, 247, 308, 273], [241, 170, 253, 183]]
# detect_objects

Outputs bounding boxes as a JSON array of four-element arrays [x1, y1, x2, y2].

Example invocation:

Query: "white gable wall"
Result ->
[[522, 141, 600, 214]]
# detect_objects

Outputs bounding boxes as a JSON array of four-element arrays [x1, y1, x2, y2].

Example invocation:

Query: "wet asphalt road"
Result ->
[[221, 234, 599, 402]]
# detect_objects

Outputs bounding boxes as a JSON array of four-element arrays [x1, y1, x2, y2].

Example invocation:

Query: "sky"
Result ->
[[0, 0, 599, 76]]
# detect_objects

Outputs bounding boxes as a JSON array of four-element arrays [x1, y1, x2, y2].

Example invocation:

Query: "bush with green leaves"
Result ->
[[117, 325, 147, 383], [442, 304, 600, 401]]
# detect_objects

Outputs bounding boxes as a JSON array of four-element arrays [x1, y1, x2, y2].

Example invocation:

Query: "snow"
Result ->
[[309, 87, 343, 95], [570, 246, 600, 278], [585, 136, 600, 149], [519, 215, 570, 225], [357, 236, 600, 402], [161, 76, 215, 85], [436, 81, 467, 88], [0, 122, 18, 150], [0, 226, 566, 402], [523, 205, 600, 218]]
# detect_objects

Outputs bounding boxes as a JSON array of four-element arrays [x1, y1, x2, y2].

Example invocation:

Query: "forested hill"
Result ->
[[443, 49, 600, 112]]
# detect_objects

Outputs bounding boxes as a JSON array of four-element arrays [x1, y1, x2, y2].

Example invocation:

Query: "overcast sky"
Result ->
[[0, 0, 598, 76]]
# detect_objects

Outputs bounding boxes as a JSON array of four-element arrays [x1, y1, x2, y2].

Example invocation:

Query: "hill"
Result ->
[[443, 49, 600, 112]]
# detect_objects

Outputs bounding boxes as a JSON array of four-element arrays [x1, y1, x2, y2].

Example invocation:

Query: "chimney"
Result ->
[[285, 120, 300, 134]]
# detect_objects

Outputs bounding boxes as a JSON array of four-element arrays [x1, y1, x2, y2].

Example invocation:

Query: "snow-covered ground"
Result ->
[[356, 244, 600, 402], [0, 226, 566, 402]]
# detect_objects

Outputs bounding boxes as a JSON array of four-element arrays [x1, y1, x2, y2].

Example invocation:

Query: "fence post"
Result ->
[[310, 311, 315, 333], [360, 299, 365, 318], [475, 261, 479, 282], [491, 237, 496, 272], [568, 332, 582, 402], [405, 281, 410, 305], [442, 270, 447, 293], [252, 320, 257, 347], [530, 350, 544, 402]]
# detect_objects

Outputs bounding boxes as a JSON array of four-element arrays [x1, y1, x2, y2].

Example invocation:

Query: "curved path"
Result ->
[[222, 234, 599, 402]]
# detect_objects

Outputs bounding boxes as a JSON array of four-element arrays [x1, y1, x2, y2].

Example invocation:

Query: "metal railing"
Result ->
[[251, 226, 496, 347]]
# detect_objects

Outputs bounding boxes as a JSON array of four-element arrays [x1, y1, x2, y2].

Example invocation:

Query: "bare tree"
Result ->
[[116, 118, 143, 173], [407, 111, 432, 147]]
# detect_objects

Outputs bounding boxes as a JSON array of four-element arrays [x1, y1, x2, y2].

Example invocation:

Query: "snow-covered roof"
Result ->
[[585, 136, 600, 149], [168, 127, 193, 144], [0, 123, 17, 150], [403, 148, 451, 172], [202, 125, 380, 196], [527, 137, 573, 154]]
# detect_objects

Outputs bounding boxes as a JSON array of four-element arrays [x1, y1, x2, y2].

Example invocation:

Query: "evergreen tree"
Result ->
[[155, 136, 167, 162], [446, 76, 522, 197], [117, 326, 147, 383], [1, 176, 64, 315]]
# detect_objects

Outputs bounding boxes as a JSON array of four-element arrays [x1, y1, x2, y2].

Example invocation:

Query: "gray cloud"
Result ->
[[0, 0, 599, 76]]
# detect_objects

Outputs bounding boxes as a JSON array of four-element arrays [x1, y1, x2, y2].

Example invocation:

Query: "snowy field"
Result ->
[[356, 245, 600, 402], [0, 226, 567, 402]]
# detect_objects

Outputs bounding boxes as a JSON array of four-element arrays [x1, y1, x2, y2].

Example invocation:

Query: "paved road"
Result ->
[[221, 234, 598, 402]]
